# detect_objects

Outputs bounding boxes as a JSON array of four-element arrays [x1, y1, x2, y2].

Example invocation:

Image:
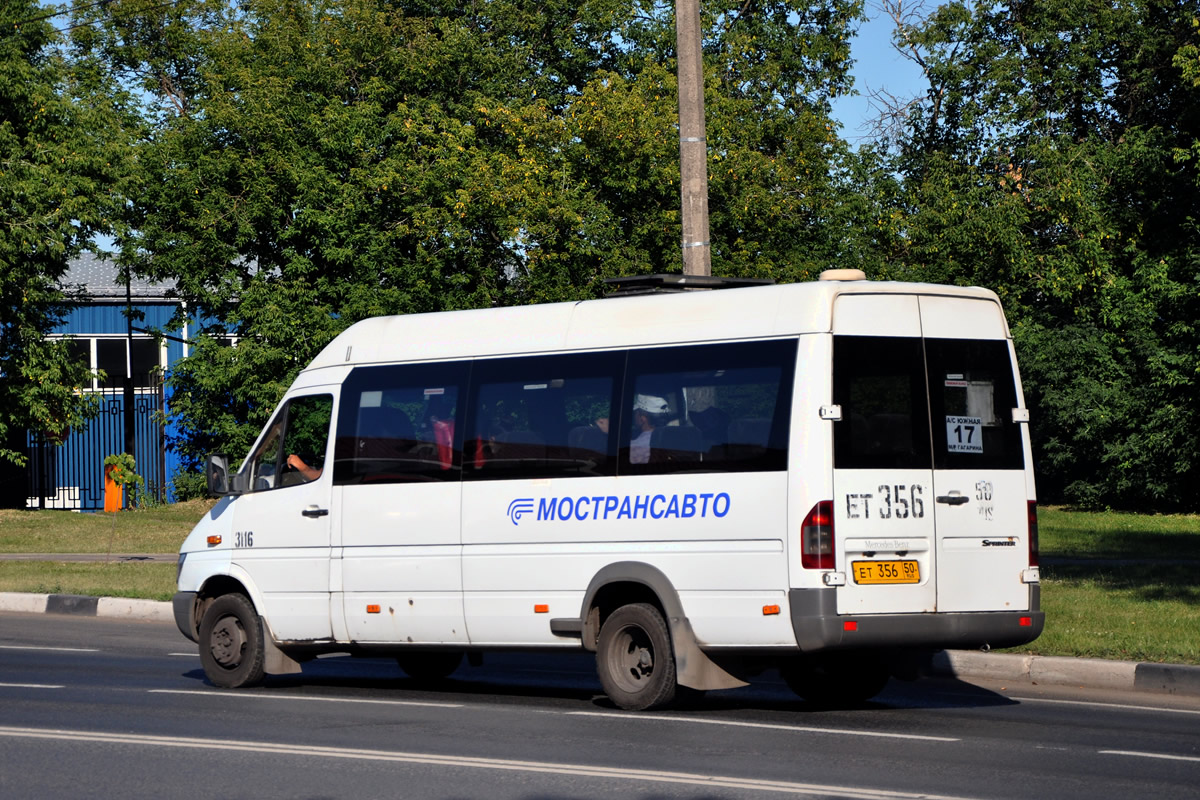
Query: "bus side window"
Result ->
[[464, 351, 623, 480], [621, 339, 796, 474], [332, 363, 468, 485]]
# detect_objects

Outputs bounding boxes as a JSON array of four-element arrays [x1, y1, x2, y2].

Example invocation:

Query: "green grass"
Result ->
[[0, 561, 176, 601], [0, 499, 212, 554], [1038, 506, 1200, 560], [1005, 562, 1200, 664], [1, 502, 1198, 665], [0, 502, 206, 602]]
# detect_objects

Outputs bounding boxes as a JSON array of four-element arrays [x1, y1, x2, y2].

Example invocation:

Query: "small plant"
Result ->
[[171, 469, 209, 502], [104, 453, 146, 509]]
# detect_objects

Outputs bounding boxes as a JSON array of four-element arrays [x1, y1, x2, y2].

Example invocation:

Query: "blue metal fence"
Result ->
[[26, 383, 166, 511]]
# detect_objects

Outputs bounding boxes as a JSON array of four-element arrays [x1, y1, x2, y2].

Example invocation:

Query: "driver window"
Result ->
[[250, 419, 284, 491], [249, 394, 334, 491], [280, 394, 334, 487]]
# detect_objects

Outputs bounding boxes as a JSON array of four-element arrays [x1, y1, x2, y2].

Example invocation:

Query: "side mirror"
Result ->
[[205, 454, 242, 497]]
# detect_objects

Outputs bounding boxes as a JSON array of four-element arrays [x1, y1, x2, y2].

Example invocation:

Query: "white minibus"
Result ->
[[174, 271, 1042, 710]]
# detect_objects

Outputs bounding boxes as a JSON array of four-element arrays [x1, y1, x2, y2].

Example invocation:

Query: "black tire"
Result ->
[[396, 651, 463, 681], [198, 593, 266, 689], [781, 652, 890, 706], [672, 685, 708, 708], [596, 603, 677, 711]]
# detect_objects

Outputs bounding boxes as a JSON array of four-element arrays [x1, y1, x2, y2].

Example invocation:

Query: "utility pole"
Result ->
[[675, 0, 712, 276], [123, 272, 136, 507]]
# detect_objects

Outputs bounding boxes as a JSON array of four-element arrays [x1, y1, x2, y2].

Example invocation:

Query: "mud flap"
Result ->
[[669, 616, 748, 691], [261, 619, 303, 676]]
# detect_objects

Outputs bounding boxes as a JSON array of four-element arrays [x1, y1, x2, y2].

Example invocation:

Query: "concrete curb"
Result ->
[[930, 649, 1200, 698], [3, 590, 1199, 698], [1, 592, 173, 623]]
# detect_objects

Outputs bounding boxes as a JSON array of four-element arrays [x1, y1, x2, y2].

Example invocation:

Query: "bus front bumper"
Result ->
[[173, 591, 199, 643]]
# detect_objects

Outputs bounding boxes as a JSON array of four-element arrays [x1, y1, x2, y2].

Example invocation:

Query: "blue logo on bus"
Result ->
[[507, 498, 536, 526], [507, 492, 731, 526]]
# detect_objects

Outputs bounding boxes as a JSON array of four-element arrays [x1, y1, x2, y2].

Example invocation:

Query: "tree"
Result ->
[[77, 0, 865, 468], [0, 0, 135, 466], [878, 0, 1200, 509]]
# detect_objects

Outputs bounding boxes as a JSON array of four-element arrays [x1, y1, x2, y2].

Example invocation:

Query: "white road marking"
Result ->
[[148, 688, 463, 709], [568, 710, 960, 742], [167, 653, 198, 657], [0, 683, 64, 689], [0, 645, 99, 653], [1015, 696, 1200, 716], [1101, 750, 1200, 764], [0, 725, 982, 799]]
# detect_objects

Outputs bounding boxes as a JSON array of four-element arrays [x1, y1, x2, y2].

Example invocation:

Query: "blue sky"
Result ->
[[830, 7, 927, 144]]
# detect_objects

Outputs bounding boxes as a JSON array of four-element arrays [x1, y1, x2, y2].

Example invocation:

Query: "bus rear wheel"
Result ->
[[596, 603, 677, 711], [781, 652, 890, 707], [198, 593, 266, 689]]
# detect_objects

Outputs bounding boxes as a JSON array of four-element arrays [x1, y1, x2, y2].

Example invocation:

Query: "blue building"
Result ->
[[26, 253, 190, 509]]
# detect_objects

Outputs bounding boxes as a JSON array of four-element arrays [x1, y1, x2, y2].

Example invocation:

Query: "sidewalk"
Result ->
[[0, 553, 178, 562], [3, 584, 1199, 700]]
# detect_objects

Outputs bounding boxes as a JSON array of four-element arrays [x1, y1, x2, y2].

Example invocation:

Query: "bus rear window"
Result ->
[[926, 338, 1025, 470], [833, 336, 932, 470]]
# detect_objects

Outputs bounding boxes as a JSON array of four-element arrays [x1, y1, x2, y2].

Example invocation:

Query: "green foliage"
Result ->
[[876, 0, 1200, 510], [70, 0, 862, 468], [103, 452, 143, 491], [0, 0, 135, 464], [104, 452, 147, 508], [169, 469, 209, 502]]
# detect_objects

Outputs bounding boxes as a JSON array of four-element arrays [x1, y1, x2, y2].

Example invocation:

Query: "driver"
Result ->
[[286, 453, 322, 482]]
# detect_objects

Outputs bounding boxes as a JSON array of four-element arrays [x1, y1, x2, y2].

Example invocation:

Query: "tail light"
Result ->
[[1027, 501, 1039, 567], [801, 500, 835, 570]]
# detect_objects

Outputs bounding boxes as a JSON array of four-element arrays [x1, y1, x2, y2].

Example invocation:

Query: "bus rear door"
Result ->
[[831, 294, 936, 615], [920, 296, 1031, 613], [831, 293, 1032, 616]]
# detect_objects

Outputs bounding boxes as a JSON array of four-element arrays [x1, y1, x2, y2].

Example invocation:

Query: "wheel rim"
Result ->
[[609, 624, 655, 693], [209, 613, 246, 669]]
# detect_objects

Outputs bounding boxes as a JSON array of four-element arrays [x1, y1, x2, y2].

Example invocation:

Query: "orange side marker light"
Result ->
[[763, 605, 781, 616], [534, 604, 549, 614], [367, 604, 381, 614]]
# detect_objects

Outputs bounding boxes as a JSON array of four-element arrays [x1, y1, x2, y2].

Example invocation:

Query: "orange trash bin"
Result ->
[[103, 464, 123, 512]]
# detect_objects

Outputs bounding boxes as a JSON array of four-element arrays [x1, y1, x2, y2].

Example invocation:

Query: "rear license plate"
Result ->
[[852, 560, 920, 585]]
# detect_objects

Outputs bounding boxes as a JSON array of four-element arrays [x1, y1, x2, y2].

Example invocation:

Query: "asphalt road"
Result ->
[[2, 612, 1199, 800]]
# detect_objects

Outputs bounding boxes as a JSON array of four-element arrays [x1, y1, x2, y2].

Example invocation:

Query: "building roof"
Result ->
[[60, 252, 177, 300]]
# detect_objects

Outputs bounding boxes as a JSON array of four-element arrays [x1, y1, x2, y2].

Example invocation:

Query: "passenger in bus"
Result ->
[[630, 394, 670, 464], [424, 397, 455, 469]]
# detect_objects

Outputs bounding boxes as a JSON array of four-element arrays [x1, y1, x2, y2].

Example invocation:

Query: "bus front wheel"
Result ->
[[198, 593, 266, 689], [596, 603, 677, 711], [396, 652, 463, 681]]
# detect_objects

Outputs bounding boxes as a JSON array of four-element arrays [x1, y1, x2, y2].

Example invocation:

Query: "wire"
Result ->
[[3, 0, 193, 39], [9, 0, 120, 29], [56, 0, 192, 34]]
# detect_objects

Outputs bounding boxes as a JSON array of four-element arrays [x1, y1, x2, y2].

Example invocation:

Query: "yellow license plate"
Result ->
[[852, 560, 920, 585]]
